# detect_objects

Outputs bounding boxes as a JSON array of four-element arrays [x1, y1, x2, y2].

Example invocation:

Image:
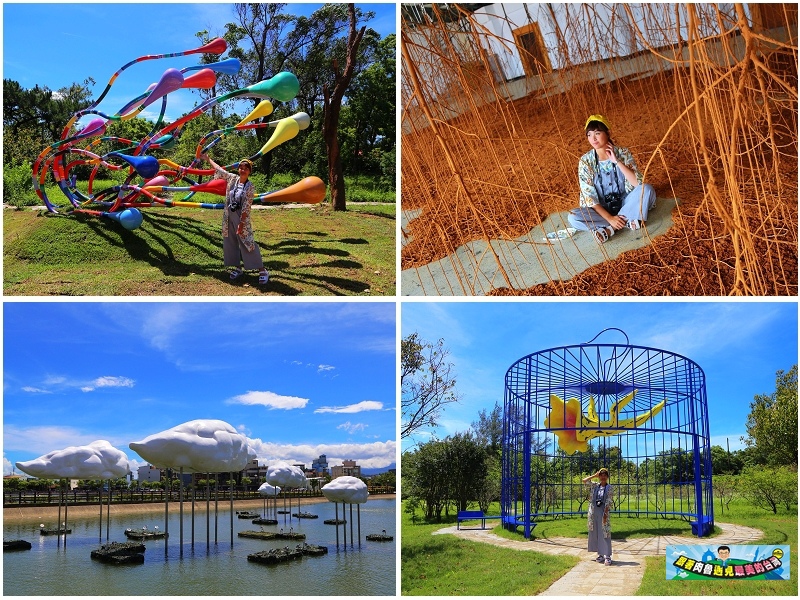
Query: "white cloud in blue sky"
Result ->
[[226, 390, 309, 410], [314, 401, 384, 414]]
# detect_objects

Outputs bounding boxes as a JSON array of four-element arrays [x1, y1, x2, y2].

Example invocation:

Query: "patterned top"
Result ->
[[213, 164, 256, 253], [586, 481, 613, 539], [578, 146, 642, 208]]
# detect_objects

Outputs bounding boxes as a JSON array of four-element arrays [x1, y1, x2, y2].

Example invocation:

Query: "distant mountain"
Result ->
[[361, 464, 396, 476]]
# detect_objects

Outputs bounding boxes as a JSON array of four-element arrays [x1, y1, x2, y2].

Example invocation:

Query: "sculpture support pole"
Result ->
[[107, 479, 111, 541], [165, 468, 170, 558], [179, 467, 184, 558], [357, 504, 361, 547], [230, 471, 234, 548], [57, 482, 62, 549], [335, 502, 339, 549], [349, 503, 354, 548], [191, 479, 195, 547], [283, 490, 287, 524], [98, 484, 103, 542], [63, 487, 69, 549], [214, 474, 218, 545], [343, 502, 347, 550], [206, 474, 210, 551]]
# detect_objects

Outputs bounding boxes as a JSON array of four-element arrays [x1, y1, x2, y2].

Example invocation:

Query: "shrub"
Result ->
[[740, 465, 797, 513], [3, 161, 40, 208]]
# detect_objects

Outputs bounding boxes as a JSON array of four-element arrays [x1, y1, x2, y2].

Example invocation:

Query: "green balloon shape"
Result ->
[[246, 72, 300, 102]]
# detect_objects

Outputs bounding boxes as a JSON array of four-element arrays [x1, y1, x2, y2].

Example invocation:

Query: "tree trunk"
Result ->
[[322, 4, 365, 211]]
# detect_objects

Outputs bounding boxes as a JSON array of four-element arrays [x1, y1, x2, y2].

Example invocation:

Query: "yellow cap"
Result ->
[[585, 114, 611, 131], [238, 159, 253, 170]]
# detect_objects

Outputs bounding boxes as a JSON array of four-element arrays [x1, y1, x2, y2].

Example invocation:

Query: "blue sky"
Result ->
[[3, 302, 396, 477], [3, 2, 396, 126], [401, 301, 798, 453]]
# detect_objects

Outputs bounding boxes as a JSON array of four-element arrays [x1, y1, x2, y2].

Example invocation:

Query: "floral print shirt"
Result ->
[[586, 481, 613, 539], [578, 146, 642, 208], [213, 164, 256, 253]]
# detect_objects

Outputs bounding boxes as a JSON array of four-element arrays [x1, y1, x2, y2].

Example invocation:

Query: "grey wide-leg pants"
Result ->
[[568, 183, 656, 232], [223, 210, 263, 270]]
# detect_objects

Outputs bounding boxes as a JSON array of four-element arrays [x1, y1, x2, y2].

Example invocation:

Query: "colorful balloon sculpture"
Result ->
[[33, 38, 326, 230], [544, 390, 666, 454]]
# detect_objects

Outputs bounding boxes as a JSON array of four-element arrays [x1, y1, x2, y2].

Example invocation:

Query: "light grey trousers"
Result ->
[[223, 210, 264, 270], [568, 183, 656, 232]]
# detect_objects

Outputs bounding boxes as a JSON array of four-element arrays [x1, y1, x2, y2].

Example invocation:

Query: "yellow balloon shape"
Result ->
[[235, 100, 274, 128], [258, 117, 300, 155]]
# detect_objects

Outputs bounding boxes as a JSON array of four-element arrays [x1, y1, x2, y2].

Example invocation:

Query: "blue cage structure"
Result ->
[[501, 330, 713, 539]]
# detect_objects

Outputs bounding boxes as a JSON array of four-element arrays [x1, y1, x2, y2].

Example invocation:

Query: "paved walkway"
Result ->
[[433, 521, 762, 595], [401, 198, 678, 295]]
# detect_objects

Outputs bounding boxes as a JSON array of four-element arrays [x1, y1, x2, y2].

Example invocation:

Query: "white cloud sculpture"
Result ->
[[265, 462, 307, 488], [129, 419, 253, 473], [321, 476, 369, 504], [16, 440, 129, 479], [257, 482, 281, 496]]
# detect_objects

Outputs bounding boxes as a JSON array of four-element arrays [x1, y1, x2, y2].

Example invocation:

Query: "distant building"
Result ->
[[311, 454, 329, 476], [138, 465, 161, 482], [331, 459, 361, 479]]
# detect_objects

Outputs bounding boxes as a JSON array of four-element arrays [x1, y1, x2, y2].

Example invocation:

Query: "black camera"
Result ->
[[602, 192, 624, 216], [229, 199, 241, 212], [595, 499, 603, 507]]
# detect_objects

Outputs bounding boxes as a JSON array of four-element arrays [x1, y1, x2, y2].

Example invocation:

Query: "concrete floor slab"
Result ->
[[402, 198, 678, 296]]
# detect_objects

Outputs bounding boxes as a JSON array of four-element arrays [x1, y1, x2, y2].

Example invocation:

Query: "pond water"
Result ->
[[3, 497, 395, 596]]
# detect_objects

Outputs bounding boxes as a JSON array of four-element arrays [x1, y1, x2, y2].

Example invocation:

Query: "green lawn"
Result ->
[[401, 502, 578, 596], [4, 202, 395, 295], [403, 498, 796, 596], [636, 499, 797, 596]]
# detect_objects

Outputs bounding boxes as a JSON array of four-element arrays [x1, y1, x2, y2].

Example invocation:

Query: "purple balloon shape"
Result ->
[[141, 68, 185, 108], [77, 118, 106, 139]]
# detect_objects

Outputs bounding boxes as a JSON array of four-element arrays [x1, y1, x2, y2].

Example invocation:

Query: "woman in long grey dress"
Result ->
[[201, 154, 269, 285], [582, 468, 613, 565]]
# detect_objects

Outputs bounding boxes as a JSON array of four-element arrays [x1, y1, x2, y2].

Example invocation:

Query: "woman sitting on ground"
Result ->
[[568, 114, 656, 244]]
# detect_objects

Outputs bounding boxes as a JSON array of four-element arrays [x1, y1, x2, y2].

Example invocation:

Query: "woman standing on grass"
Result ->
[[201, 154, 269, 285], [582, 468, 613, 565], [568, 114, 656, 244]]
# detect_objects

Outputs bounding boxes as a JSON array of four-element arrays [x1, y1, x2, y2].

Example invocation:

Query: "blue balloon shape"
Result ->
[[108, 153, 160, 179], [104, 208, 143, 231]]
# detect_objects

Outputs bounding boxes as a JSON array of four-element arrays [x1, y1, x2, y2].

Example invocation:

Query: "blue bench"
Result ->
[[456, 510, 502, 530], [502, 515, 538, 535], [690, 516, 713, 537]]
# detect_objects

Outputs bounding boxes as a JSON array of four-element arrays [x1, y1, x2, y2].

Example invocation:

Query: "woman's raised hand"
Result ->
[[605, 144, 618, 163]]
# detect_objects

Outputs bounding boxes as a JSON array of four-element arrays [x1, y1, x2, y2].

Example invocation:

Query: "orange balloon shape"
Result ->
[[258, 177, 326, 204]]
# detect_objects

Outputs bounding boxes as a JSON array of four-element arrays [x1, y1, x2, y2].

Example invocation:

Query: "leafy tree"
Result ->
[[471, 401, 503, 455], [446, 432, 488, 513], [710, 445, 745, 475], [743, 365, 798, 467], [241, 476, 252, 489], [403, 439, 450, 520], [401, 333, 460, 440], [322, 3, 367, 210], [740, 465, 797, 514], [713, 474, 738, 515]]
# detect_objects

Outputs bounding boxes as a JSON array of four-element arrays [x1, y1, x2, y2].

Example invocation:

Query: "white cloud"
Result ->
[[337, 421, 367, 434], [226, 390, 309, 410], [245, 438, 396, 469], [4, 425, 93, 455], [3, 454, 13, 476], [81, 376, 135, 392], [140, 306, 187, 351], [318, 364, 335, 373], [22, 386, 51, 394], [314, 401, 383, 414], [43, 376, 66, 385]]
